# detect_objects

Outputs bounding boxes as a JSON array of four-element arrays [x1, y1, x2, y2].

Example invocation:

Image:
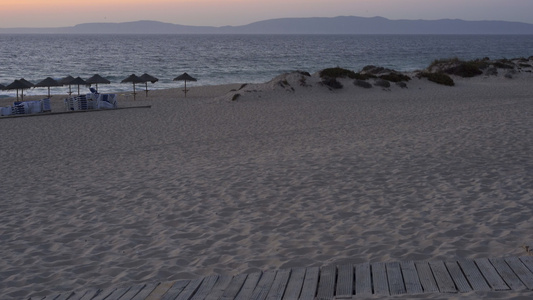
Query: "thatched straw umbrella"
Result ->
[[86, 74, 111, 92], [139, 73, 158, 97], [121, 74, 144, 100], [35, 77, 62, 98], [5, 78, 34, 101], [69, 77, 88, 96], [59, 75, 75, 96], [173, 73, 197, 97]]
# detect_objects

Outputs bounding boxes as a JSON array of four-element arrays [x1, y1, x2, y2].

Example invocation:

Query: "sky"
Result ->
[[1, 0, 533, 28]]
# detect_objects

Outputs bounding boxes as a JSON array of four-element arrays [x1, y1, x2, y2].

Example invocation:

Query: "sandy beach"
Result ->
[[1, 67, 533, 299]]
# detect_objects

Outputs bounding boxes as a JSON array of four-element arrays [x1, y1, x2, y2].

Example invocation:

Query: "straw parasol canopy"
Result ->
[[139, 73, 158, 97], [121, 74, 144, 100], [5, 78, 34, 101], [0, 83, 5, 90], [173, 73, 197, 97], [69, 77, 88, 96], [86, 74, 111, 92], [59, 75, 75, 96], [34, 77, 61, 98]]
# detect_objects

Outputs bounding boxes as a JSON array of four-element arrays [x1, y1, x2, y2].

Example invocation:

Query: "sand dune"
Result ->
[[1, 71, 532, 299]]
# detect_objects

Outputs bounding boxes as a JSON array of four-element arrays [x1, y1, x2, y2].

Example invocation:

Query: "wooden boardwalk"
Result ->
[[34, 256, 533, 300]]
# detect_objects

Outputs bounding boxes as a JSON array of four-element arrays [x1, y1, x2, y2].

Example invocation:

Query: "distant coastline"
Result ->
[[2, 16, 533, 35]]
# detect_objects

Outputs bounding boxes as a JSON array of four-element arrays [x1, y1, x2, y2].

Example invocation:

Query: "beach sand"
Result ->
[[1, 70, 532, 299]]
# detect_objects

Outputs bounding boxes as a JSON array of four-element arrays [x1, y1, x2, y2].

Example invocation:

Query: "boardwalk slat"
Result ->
[[298, 267, 319, 300], [131, 283, 160, 300], [457, 260, 491, 291], [250, 270, 277, 300], [91, 287, 118, 300], [105, 286, 132, 300], [204, 275, 234, 300], [475, 258, 510, 291], [506, 257, 533, 289], [371, 262, 389, 295], [266, 269, 291, 300], [160, 280, 191, 300], [175, 278, 204, 300], [282, 268, 306, 299], [191, 275, 220, 300], [234, 272, 262, 300], [445, 261, 472, 293], [415, 261, 439, 293], [146, 282, 177, 300], [386, 262, 406, 295], [50, 293, 74, 300], [73, 289, 100, 300], [316, 265, 336, 300], [354, 262, 372, 296], [520, 256, 533, 273], [336, 264, 354, 298], [221, 273, 249, 300], [429, 261, 457, 293], [113, 285, 145, 300], [490, 257, 527, 291], [400, 261, 423, 294]]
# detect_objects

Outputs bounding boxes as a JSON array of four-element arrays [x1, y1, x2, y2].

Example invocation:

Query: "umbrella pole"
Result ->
[[133, 83, 136, 100], [184, 80, 187, 97], [68, 85, 72, 96], [145, 82, 148, 97], [48, 87, 51, 98], [16, 89, 19, 101]]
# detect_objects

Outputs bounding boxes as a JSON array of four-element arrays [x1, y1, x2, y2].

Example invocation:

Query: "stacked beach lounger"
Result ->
[[0, 98, 51, 116], [64, 93, 117, 111]]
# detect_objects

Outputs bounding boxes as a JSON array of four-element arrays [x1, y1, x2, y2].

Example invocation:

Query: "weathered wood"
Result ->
[[72, 289, 100, 300], [204, 275, 234, 300], [475, 258, 510, 291], [335, 264, 354, 298], [234, 272, 262, 300], [146, 282, 177, 300], [400, 261, 423, 294], [354, 262, 372, 296], [266, 268, 291, 300], [298, 267, 319, 300], [415, 261, 439, 293], [91, 287, 118, 300], [457, 259, 491, 291], [221, 273, 249, 300], [445, 261, 472, 293], [190, 275, 220, 300], [159, 280, 191, 300], [490, 257, 526, 290], [282, 268, 306, 299], [316, 265, 337, 300], [506, 257, 533, 290], [53, 291, 75, 300], [250, 270, 277, 300], [105, 286, 132, 300], [520, 256, 533, 273], [429, 260, 457, 293], [386, 262, 406, 295], [371, 262, 389, 295], [112, 285, 144, 300], [175, 279, 204, 300], [131, 283, 160, 300]]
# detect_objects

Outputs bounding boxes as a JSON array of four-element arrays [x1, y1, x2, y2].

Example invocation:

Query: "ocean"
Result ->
[[1, 34, 533, 98]]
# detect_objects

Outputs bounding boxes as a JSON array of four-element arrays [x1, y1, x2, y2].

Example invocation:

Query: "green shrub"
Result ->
[[353, 73, 377, 80], [232, 93, 241, 101], [418, 72, 455, 86], [319, 67, 357, 79], [379, 73, 411, 82], [321, 77, 343, 89]]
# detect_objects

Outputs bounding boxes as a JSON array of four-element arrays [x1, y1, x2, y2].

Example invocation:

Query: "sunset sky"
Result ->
[[1, 0, 532, 28]]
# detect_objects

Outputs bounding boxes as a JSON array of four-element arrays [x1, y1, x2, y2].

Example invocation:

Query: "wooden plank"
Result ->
[[204, 275, 234, 300], [354, 262, 372, 296], [386, 262, 406, 295], [234, 272, 262, 300], [316, 265, 336, 300], [112, 285, 144, 300], [335, 264, 354, 298], [159, 280, 191, 300], [105, 286, 132, 300], [91, 287, 118, 300], [250, 270, 277, 300], [371, 262, 389, 295], [490, 258, 526, 291], [520, 256, 533, 273], [221, 273, 249, 300], [266, 269, 291, 300], [131, 283, 160, 300], [475, 258, 510, 291], [53, 292, 75, 300], [444, 261, 472, 293], [429, 261, 457, 293], [298, 267, 319, 300], [175, 278, 204, 300], [191, 275, 220, 300], [146, 282, 177, 300], [400, 261, 423, 294], [457, 260, 491, 292], [282, 268, 306, 299], [415, 261, 439, 293], [506, 257, 533, 289], [74, 289, 100, 300]]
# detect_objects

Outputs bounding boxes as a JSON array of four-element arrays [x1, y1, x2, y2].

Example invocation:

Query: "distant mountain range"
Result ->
[[2, 16, 533, 34]]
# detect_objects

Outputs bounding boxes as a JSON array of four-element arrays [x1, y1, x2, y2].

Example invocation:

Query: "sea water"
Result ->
[[1, 34, 532, 97]]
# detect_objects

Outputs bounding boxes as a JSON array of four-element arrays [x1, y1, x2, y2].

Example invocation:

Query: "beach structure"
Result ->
[[5, 78, 34, 101], [139, 73, 158, 97], [174, 72, 197, 97], [86, 74, 111, 92], [59, 75, 76, 96], [34, 77, 62, 98], [121, 74, 144, 100], [68, 77, 88, 96]]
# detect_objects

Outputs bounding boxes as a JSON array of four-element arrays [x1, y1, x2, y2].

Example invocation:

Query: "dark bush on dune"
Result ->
[[354, 80, 373, 88], [379, 73, 411, 82], [319, 67, 358, 79], [321, 77, 343, 89], [417, 72, 455, 86]]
